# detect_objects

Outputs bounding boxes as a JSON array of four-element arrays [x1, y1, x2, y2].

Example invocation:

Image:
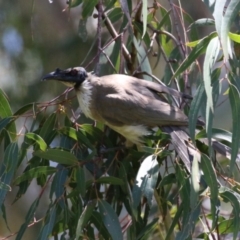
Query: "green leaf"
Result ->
[[159, 6, 171, 31], [220, 0, 240, 59], [218, 218, 235, 234], [98, 199, 123, 240], [0, 181, 11, 191], [189, 81, 205, 142], [119, 0, 132, 34], [133, 155, 159, 209], [68, 0, 83, 8], [50, 166, 69, 208], [0, 89, 12, 117], [33, 149, 78, 165], [37, 205, 57, 240], [166, 202, 184, 239], [173, 32, 217, 79], [76, 200, 96, 239], [25, 133, 48, 151], [213, 0, 225, 36], [14, 166, 56, 185], [107, 7, 123, 24], [229, 32, 240, 43], [16, 198, 40, 240], [0, 142, 18, 207], [137, 218, 158, 239], [60, 126, 94, 149], [141, 0, 148, 38], [0, 117, 14, 132], [176, 203, 201, 239], [200, 154, 219, 229], [39, 113, 57, 143], [75, 166, 86, 197], [81, 124, 103, 140], [158, 173, 176, 187], [14, 103, 36, 116], [0, 88, 16, 140], [82, 0, 98, 19], [96, 176, 124, 185], [133, 22, 151, 47], [188, 18, 215, 29], [91, 211, 111, 239], [196, 128, 232, 143], [190, 155, 200, 209], [219, 189, 240, 239], [133, 37, 152, 80], [203, 36, 219, 112], [108, 40, 121, 73], [203, 36, 220, 156], [158, 8, 171, 30], [229, 82, 240, 171]]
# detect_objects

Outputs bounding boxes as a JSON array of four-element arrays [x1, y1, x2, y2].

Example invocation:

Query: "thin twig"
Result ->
[[0, 218, 43, 240], [85, 34, 124, 70], [95, 1, 103, 75], [95, 4, 131, 64], [133, 32, 157, 74], [157, 36, 181, 92], [168, 0, 186, 58]]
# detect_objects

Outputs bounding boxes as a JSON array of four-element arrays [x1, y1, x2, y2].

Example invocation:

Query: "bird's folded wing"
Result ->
[[133, 80, 192, 100], [94, 92, 188, 127]]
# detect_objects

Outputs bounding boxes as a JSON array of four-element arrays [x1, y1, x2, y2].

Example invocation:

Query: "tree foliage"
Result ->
[[1, 0, 240, 239]]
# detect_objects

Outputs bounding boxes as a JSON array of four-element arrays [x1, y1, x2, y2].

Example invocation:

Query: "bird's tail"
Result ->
[[162, 126, 199, 171], [162, 126, 240, 171]]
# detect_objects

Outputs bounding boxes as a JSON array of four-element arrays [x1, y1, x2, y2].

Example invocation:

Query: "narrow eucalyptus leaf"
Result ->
[[0, 88, 16, 140], [220, 190, 240, 239], [33, 149, 78, 165], [14, 166, 56, 185], [98, 199, 123, 240], [37, 205, 57, 240], [200, 154, 219, 229], [25, 133, 48, 151], [220, 0, 240, 59], [76, 200, 96, 239], [16, 198, 40, 240], [229, 83, 240, 170], [39, 113, 57, 144], [0, 143, 18, 206]]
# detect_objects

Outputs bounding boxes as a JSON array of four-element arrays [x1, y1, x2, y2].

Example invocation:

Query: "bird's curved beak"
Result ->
[[42, 68, 78, 83]]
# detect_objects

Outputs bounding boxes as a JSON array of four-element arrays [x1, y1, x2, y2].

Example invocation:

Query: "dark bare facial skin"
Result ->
[[42, 67, 88, 88]]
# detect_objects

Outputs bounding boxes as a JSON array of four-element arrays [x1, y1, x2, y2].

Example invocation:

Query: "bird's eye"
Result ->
[[69, 69, 78, 76], [55, 68, 61, 74]]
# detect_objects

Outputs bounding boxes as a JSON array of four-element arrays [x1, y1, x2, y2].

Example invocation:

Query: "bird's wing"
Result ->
[[131, 78, 192, 100], [91, 75, 188, 127]]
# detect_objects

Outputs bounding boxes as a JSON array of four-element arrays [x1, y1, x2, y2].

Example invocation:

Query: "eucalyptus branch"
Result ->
[[168, 0, 190, 91], [168, 0, 186, 58], [133, 32, 157, 74], [95, 4, 131, 64], [95, 1, 103, 75], [147, 24, 183, 59]]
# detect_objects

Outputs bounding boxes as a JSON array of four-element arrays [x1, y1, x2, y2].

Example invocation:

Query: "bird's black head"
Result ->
[[42, 67, 88, 88]]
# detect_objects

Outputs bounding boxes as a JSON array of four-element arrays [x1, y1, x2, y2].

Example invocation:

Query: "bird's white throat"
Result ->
[[76, 80, 93, 119]]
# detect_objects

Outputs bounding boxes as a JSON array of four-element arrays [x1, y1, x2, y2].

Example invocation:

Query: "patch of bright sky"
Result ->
[[2, 27, 23, 57]]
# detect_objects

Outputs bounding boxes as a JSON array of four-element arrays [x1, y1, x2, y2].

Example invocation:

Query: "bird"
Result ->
[[42, 67, 235, 170]]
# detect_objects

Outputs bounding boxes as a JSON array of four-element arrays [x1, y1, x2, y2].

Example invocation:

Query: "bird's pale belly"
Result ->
[[107, 123, 150, 147]]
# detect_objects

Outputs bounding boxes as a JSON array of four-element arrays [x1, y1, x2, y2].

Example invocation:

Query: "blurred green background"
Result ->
[[0, 0, 232, 239]]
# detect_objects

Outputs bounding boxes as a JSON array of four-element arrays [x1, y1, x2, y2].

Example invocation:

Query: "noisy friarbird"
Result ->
[[43, 67, 201, 170]]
